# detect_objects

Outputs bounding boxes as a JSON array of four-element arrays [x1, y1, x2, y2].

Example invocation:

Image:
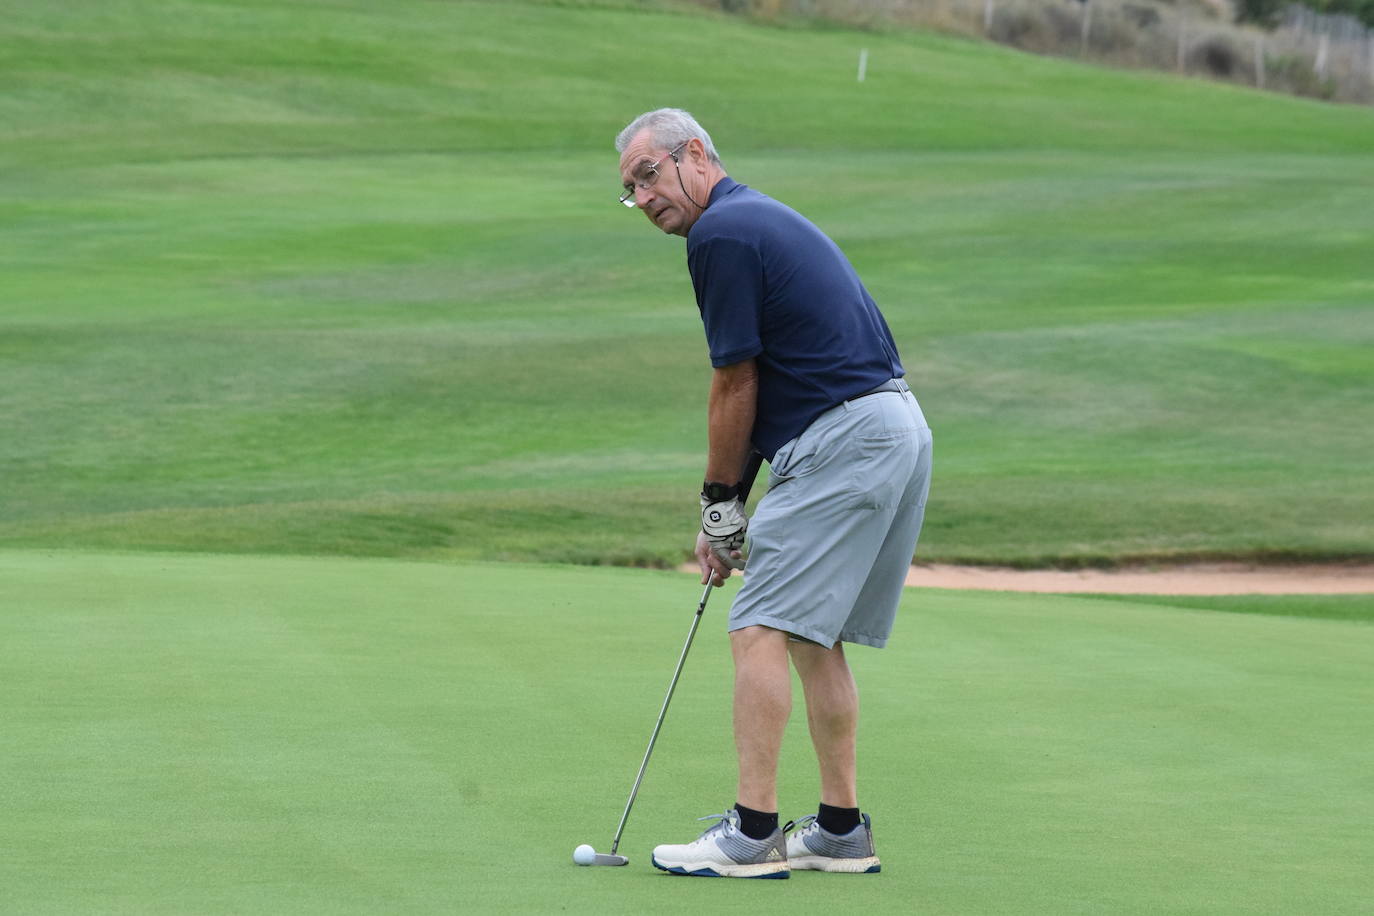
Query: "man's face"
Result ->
[[618, 129, 704, 237]]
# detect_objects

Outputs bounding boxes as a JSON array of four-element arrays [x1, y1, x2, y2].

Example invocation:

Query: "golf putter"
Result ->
[[583, 458, 757, 866], [601, 578, 716, 865]]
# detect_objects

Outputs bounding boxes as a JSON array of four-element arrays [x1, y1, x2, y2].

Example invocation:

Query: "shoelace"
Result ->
[[782, 814, 818, 835], [695, 811, 738, 835]]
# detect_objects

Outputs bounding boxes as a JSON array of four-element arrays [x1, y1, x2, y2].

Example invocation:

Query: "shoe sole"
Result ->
[[788, 854, 881, 874], [651, 857, 790, 879]]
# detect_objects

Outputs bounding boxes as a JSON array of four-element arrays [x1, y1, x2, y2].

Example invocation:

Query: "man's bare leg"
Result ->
[[730, 625, 792, 813], [788, 640, 859, 808]]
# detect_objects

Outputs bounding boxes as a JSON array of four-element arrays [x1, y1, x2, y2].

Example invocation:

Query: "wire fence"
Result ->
[[701, 1, 1374, 104]]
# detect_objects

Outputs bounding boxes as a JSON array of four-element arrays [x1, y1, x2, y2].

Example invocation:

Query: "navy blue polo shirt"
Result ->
[[686, 176, 905, 460]]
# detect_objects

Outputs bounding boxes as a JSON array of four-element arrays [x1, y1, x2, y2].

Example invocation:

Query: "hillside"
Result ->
[[3, 0, 1373, 567]]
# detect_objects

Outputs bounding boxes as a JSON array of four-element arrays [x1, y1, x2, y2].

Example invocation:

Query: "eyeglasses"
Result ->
[[618, 142, 687, 208]]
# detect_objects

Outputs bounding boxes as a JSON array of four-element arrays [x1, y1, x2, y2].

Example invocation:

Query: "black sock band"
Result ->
[[817, 803, 861, 835], [734, 802, 779, 840]]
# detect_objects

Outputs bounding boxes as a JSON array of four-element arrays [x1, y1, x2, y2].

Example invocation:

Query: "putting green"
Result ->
[[3, 550, 1370, 913]]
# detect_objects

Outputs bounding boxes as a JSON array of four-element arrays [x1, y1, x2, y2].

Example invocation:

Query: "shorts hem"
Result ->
[[727, 613, 838, 650], [839, 631, 889, 649], [727, 614, 891, 650]]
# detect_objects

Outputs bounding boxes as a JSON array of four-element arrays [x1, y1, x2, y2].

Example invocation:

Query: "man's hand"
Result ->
[[696, 531, 745, 586], [699, 495, 748, 586]]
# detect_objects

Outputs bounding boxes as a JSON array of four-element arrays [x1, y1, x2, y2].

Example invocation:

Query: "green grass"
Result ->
[[1086, 592, 1374, 624], [3, 550, 1371, 913], [3, 6, 1369, 912], [3, 0, 1373, 568]]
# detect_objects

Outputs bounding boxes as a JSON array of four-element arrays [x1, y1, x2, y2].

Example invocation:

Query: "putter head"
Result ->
[[593, 853, 629, 866]]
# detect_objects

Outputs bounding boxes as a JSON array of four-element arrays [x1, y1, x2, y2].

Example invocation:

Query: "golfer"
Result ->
[[615, 108, 932, 879]]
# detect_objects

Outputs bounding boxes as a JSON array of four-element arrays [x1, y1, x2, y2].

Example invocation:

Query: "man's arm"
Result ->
[[698, 359, 758, 586], [705, 358, 758, 486]]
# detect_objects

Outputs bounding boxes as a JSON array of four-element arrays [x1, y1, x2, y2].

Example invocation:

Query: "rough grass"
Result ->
[[2, 0, 1373, 568]]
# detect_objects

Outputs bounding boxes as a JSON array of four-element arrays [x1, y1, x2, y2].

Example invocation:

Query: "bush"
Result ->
[[1124, 2, 1163, 28], [1267, 52, 1339, 98], [1235, 0, 1286, 28], [990, 6, 1061, 50], [1192, 35, 1241, 74]]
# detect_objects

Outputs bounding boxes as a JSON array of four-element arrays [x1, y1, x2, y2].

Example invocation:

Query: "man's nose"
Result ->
[[635, 185, 655, 209]]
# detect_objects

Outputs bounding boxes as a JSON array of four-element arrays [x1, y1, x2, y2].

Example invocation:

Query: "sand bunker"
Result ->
[[904, 562, 1374, 595], [681, 562, 1374, 595]]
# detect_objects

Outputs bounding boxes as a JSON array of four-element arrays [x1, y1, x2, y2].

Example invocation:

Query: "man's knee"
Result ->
[[789, 637, 845, 664], [731, 623, 789, 643], [790, 640, 854, 688], [730, 624, 791, 665]]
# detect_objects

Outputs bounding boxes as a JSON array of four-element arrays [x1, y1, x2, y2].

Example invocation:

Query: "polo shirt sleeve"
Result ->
[[687, 234, 765, 368]]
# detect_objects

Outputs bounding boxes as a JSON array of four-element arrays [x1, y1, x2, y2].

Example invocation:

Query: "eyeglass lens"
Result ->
[[618, 164, 661, 206]]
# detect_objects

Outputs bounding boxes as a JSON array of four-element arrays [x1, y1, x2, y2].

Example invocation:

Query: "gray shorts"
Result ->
[[728, 387, 933, 649]]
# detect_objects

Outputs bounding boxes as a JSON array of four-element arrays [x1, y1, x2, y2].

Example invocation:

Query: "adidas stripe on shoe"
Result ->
[[783, 812, 881, 873]]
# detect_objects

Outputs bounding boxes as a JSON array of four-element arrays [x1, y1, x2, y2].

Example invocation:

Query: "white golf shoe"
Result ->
[[783, 813, 882, 873], [651, 809, 789, 878]]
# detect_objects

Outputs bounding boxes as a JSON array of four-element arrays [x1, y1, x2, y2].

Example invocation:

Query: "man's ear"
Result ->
[[684, 137, 708, 166]]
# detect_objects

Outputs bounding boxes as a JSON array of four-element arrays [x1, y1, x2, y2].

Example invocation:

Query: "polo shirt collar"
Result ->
[[707, 175, 741, 207]]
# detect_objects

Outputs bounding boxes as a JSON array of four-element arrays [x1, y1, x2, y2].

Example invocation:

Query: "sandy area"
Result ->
[[681, 562, 1374, 595], [904, 562, 1374, 595]]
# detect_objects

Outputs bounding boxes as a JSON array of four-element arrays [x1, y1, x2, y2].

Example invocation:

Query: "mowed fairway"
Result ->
[[3, 0, 1374, 566], [3, 550, 1371, 914]]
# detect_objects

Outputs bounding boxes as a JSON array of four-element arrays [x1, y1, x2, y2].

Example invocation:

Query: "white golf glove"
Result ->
[[700, 495, 748, 569]]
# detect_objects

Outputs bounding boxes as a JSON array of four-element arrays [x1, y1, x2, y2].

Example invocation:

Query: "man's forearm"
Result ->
[[705, 359, 758, 486]]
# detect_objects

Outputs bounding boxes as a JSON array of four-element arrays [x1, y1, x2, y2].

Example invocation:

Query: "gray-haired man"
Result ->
[[615, 108, 933, 879]]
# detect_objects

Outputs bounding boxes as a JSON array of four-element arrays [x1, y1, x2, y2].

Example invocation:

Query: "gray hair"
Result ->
[[615, 108, 722, 165]]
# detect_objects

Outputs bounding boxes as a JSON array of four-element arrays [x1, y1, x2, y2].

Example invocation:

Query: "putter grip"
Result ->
[[712, 546, 746, 570]]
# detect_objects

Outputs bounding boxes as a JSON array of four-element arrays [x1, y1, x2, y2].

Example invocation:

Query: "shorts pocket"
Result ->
[[846, 431, 916, 510], [768, 434, 819, 483]]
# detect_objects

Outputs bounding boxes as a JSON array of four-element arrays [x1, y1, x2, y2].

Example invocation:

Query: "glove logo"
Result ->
[[709, 510, 722, 523]]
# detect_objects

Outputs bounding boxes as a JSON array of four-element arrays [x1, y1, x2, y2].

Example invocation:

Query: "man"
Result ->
[[614, 108, 933, 879]]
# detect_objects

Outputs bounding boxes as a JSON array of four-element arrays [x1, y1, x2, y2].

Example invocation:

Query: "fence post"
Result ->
[[984, 0, 994, 34], [1316, 30, 1329, 80], [1080, 0, 1092, 56], [1177, 18, 1187, 72], [1255, 34, 1265, 89]]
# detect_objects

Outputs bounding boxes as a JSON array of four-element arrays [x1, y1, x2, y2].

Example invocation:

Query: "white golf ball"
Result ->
[[573, 844, 596, 866]]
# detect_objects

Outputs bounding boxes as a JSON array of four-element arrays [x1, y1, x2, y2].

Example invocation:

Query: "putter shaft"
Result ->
[[610, 579, 715, 855]]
